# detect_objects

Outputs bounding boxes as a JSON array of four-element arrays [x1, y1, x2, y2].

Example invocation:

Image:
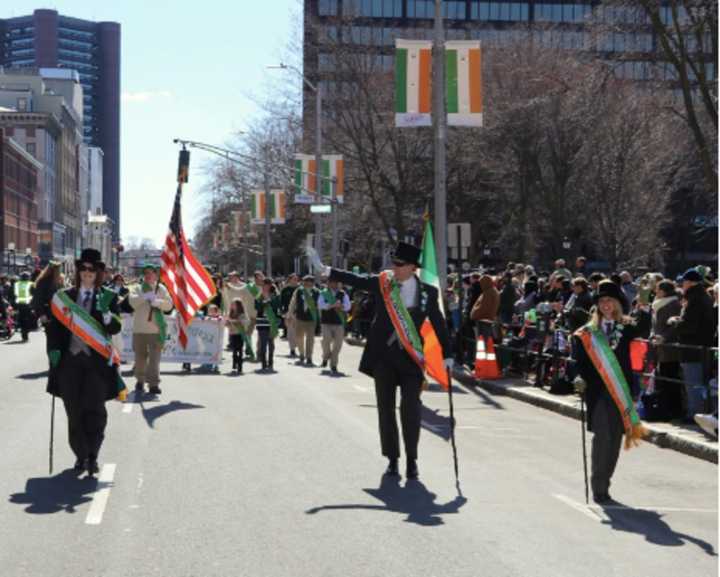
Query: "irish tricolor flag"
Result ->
[[294, 154, 345, 203], [420, 217, 450, 390], [250, 189, 286, 224], [395, 39, 432, 127], [395, 39, 483, 128], [445, 40, 483, 127]]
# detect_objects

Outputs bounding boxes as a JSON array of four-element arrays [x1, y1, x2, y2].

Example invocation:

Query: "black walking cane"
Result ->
[[575, 377, 589, 504], [49, 395, 55, 475], [446, 367, 462, 497]]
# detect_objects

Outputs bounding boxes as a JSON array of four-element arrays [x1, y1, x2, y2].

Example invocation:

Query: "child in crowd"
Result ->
[[199, 304, 222, 373], [226, 298, 250, 375]]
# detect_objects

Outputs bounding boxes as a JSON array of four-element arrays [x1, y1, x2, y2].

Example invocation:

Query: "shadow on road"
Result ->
[[9, 469, 97, 514], [600, 501, 717, 557], [306, 475, 467, 526], [15, 370, 49, 380], [139, 399, 205, 429]]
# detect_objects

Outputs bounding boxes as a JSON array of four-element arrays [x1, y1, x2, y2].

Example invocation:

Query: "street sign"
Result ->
[[448, 223, 471, 261], [310, 204, 332, 214]]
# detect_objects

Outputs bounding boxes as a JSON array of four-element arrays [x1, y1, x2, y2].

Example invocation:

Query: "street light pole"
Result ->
[[433, 0, 448, 290], [263, 145, 273, 278], [314, 84, 324, 263]]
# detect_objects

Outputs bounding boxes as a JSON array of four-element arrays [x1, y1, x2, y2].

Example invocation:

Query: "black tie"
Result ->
[[83, 291, 92, 310]]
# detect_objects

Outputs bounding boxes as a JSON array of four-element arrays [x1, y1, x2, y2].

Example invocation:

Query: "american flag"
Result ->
[[160, 186, 216, 348]]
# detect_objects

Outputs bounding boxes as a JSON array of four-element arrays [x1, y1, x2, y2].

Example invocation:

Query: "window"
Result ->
[[17, 98, 27, 112], [443, 1, 466, 19], [408, 0, 434, 18], [318, 0, 338, 16]]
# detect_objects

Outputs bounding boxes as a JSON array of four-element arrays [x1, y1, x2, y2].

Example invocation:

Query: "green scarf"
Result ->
[[142, 282, 167, 344], [263, 298, 280, 339], [302, 288, 319, 324], [230, 316, 254, 357], [247, 282, 261, 300], [321, 288, 346, 326]]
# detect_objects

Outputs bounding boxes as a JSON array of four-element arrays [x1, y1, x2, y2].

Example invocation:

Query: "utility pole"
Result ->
[[263, 146, 272, 278], [330, 177, 339, 268], [314, 84, 323, 262], [433, 0, 448, 290]]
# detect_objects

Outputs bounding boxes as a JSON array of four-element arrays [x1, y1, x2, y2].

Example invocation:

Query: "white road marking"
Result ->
[[553, 493, 717, 519], [553, 494, 607, 522], [85, 464, 116, 525]]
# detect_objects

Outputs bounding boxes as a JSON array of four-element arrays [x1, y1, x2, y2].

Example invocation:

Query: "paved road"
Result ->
[[1, 332, 717, 577]]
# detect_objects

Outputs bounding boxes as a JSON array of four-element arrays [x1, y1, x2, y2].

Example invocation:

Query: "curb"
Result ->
[[452, 369, 718, 465]]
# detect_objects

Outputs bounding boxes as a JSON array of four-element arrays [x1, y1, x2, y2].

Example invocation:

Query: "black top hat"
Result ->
[[75, 248, 105, 272], [594, 280, 628, 312], [391, 242, 421, 267]]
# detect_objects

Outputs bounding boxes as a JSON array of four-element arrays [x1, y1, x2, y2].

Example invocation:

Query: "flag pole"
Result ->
[[49, 394, 55, 475], [446, 367, 462, 497]]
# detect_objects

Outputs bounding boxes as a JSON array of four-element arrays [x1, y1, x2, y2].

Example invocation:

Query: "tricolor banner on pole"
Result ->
[[395, 39, 432, 127], [219, 222, 230, 249], [294, 154, 344, 204], [250, 190, 286, 224], [395, 39, 483, 128], [231, 209, 250, 238], [445, 40, 483, 127]]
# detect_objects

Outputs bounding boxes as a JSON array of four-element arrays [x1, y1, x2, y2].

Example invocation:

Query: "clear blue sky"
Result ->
[[3, 1, 300, 247]]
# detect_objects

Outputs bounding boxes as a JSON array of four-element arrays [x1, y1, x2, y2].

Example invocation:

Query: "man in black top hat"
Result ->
[[314, 242, 452, 479]]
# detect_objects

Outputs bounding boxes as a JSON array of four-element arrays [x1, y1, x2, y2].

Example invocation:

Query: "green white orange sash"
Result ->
[[302, 288, 319, 324], [50, 290, 127, 400], [379, 271, 424, 373], [321, 289, 346, 326], [576, 324, 647, 449]]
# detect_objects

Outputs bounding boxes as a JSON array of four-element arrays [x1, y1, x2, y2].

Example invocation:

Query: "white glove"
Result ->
[[306, 246, 330, 276], [151, 299, 165, 308], [143, 292, 155, 302], [444, 358, 454, 370], [102, 312, 112, 325]]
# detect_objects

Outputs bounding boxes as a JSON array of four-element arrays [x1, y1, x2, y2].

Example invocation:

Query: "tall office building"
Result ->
[[0, 9, 121, 239]]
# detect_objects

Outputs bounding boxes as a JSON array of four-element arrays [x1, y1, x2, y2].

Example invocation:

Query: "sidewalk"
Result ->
[[452, 367, 718, 464]]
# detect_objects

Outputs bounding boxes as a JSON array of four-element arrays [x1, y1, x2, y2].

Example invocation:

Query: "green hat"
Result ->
[[140, 262, 159, 272]]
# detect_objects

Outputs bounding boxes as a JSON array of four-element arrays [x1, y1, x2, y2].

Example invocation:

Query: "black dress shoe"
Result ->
[[385, 459, 399, 476], [289, 350, 297, 358], [134, 381, 144, 392], [87, 460, 100, 476], [148, 385, 162, 395], [593, 492, 612, 504], [73, 458, 86, 473], [331, 366, 339, 374], [406, 460, 419, 480], [321, 359, 328, 368]]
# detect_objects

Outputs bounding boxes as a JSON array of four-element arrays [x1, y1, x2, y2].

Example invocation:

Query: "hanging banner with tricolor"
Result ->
[[395, 39, 483, 128], [395, 39, 432, 127], [219, 222, 230, 249], [293, 154, 344, 205], [445, 40, 483, 127], [419, 216, 450, 390], [250, 189, 286, 224]]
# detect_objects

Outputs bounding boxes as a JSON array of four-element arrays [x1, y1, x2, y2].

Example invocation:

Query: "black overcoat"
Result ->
[[329, 269, 451, 378], [45, 287, 123, 401], [572, 320, 643, 432]]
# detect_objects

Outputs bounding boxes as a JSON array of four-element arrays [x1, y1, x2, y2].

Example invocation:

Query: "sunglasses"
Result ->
[[79, 264, 96, 272], [392, 260, 409, 267]]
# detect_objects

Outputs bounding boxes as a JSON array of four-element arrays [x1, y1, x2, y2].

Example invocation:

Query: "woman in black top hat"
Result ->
[[46, 249, 124, 476]]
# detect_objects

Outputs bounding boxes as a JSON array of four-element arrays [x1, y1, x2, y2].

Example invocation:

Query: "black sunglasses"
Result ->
[[79, 264, 96, 272], [392, 259, 409, 267]]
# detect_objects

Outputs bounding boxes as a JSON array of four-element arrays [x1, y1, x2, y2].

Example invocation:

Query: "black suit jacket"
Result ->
[[46, 287, 122, 400], [329, 269, 451, 378]]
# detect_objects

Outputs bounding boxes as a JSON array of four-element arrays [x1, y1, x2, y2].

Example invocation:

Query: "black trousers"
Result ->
[[230, 334, 245, 371], [17, 304, 33, 339], [590, 395, 624, 496], [373, 351, 424, 460], [59, 353, 108, 462], [257, 327, 275, 369]]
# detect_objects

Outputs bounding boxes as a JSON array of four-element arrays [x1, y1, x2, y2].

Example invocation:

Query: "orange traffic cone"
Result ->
[[475, 335, 501, 380]]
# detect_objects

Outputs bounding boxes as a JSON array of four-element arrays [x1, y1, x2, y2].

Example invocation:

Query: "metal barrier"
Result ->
[[456, 320, 718, 414]]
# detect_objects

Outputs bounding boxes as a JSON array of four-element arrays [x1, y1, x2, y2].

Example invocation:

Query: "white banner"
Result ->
[[120, 315, 225, 364]]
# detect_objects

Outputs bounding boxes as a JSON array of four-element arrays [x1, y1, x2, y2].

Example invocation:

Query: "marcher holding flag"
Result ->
[[311, 240, 452, 480], [318, 278, 351, 374], [254, 279, 281, 373]]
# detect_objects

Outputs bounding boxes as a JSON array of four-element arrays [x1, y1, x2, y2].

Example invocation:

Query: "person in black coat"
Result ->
[[46, 249, 123, 477], [321, 242, 452, 480], [573, 280, 646, 504]]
